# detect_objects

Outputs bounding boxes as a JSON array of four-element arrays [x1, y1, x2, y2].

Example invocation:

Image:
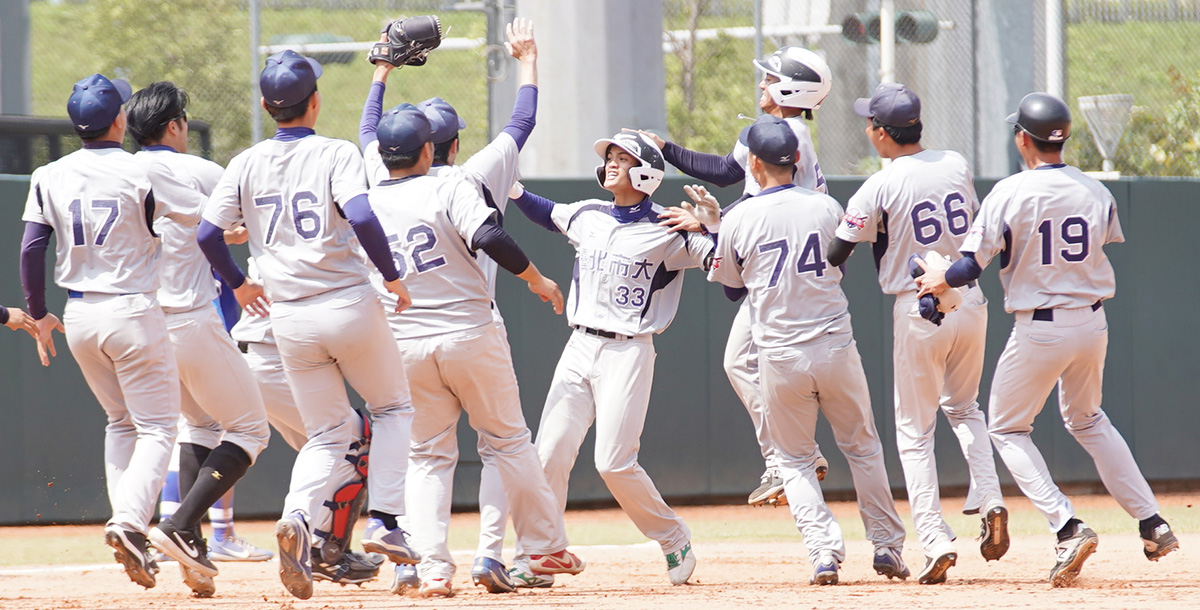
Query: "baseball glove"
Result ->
[[369, 15, 443, 67]]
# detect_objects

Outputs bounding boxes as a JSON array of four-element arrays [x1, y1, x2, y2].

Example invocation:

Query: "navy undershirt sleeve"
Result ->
[[359, 81, 386, 149], [827, 237, 856, 268], [471, 220, 531, 275], [511, 190, 561, 233], [500, 85, 537, 150], [723, 285, 748, 302], [20, 222, 52, 319], [197, 221, 247, 289], [0, 306, 8, 326], [343, 194, 400, 282], [945, 252, 983, 287], [661, 142, 744, 187]]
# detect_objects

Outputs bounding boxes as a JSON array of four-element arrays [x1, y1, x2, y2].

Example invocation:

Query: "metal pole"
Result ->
[[753, 0, 763, 115], [250, 0, 262, 143], [1045, 0, 1064, 98], [880, 0, 895, 83]]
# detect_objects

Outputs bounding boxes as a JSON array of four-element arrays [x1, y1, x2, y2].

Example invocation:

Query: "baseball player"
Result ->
[[705, 116, 907, 585], [19, 73, 187, 589], [634, 46, 831, 507], [228, 261, 384, 586], [825, 83, 1008, 584], [916, 92, 1180, 586], [507, 131, 713, 586], [121, 81, 271, 598], [197, 50, 418, 600], [363, 104, 584, 598], [358, 18, 550, 593]]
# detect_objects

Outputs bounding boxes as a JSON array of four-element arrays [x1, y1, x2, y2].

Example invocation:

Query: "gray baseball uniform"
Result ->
[[203, 132, 414, 527], [528, 198, 713, 559], [138, 148, 270, 463], [709, 184, 906, 566], [367, 172, 569, 583], [23, 146, 188, 535], [962, 164, 1159, 532], [836, 149, 1003, 554]]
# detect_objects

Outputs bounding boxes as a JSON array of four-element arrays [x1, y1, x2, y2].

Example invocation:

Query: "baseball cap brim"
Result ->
[[111, 78, 133, 104], [1005, 111, 1019, 125], [594, 138, 628, 159], [853, 97, 873, 118]]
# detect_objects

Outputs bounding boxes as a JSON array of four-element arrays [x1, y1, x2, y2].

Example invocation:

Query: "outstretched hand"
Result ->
[[620, 128, 665, 149], [234, 278, 271, 317], [4, 307, 38, 339], [683, 184, 721, 230], [33, 313, 64, 367], [913, 256, 949, 296], [505, 18, 536, 60]]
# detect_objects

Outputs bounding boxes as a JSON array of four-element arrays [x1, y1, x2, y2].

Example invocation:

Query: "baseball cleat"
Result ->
[[917, 547, 957, 585], [666, 542, 696, 585], [419, 577, 454, 598], [815, 456, 829, 482], [980, 505, 1011, 561], [529, 548, 586, 575], [104, 525, 159, 589], [390, 563, 419, 595], [872, 546, 910, 580], [1142, 522, 1180, 561], [275, 513, 313, 599], [180, 563, 216, 598], [472, 557, 516, 593], [748, 469, 785, 506], [810, 553, 839, 585], [149, 520, 218, 578], [313, 549, 381, 585], [1049, 524, 1098, 587], [510, 562, 555, 588], [209, 535, 274, 562], [361, 518, 420, 565]]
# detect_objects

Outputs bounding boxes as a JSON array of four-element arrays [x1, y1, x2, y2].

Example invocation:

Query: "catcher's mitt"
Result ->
[[369, 15, 443, 67]]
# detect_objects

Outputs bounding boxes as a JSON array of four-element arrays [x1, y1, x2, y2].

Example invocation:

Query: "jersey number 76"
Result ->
[[253, 191, 323, 244]]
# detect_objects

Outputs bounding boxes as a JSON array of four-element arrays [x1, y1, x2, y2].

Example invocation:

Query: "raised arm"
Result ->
[[500, 18, 538, 150], [624, 128, 745, 187], [359, 47, 395, 150]]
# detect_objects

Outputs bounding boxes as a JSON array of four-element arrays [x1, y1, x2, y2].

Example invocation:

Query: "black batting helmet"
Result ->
[[1007, 92, 1071, 143]]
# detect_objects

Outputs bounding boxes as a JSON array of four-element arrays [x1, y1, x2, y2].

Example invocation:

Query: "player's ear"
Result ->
[[260, 97, 269, 112]]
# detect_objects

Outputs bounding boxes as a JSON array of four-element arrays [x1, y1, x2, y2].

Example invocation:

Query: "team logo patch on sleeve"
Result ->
[[842, 208, 868, 230]]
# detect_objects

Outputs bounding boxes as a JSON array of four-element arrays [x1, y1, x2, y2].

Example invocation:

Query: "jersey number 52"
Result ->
[[387, 224, 447, 279]]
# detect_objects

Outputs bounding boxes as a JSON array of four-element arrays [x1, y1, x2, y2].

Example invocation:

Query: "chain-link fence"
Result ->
[[662, 0, 1200, 177], [30, 0, 489, 166], [27, 0, 1200, 175]]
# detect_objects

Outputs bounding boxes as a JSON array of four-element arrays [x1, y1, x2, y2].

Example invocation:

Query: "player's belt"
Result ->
[[67, 290, 139, 298], [573, 325, 629, 340], [1031, 300, 1102, 322]]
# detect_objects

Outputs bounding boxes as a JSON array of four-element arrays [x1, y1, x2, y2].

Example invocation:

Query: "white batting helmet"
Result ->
[[754, 46, 832, 113], [593, 132, 666, 197]]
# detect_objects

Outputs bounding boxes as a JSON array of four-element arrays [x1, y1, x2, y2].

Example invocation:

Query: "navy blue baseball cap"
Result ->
[[418, 97, 466, 144], [738, 115, 799, 166], [854, 82, 921, 127], [260, 50, 322, 108], [67, 74, 132, 133], [377, 103, 433, 155]]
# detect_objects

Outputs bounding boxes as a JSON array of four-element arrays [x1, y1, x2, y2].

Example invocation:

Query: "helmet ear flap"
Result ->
[[595, 165, 606, 189]]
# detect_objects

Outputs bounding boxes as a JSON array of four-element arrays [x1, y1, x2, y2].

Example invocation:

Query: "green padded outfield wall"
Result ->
[[0, 174, 1196, 524]]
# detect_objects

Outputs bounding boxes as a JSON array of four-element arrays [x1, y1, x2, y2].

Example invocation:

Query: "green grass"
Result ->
[[1067, 21, 1200, 116]]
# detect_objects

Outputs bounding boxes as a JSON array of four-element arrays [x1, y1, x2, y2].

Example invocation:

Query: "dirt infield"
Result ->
[[1, 496, 1194, 610]]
